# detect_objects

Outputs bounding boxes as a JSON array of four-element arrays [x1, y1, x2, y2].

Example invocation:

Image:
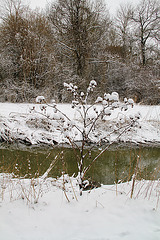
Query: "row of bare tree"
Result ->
[[0, 0, 159, 103]]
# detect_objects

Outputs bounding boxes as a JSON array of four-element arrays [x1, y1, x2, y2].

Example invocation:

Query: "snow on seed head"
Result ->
[[95, 96, 103, 103], [112, 92, 119, 97], [124, 97, 128, 103], [128, 98, 134, 105], [102, 100, 108, 105], [80, 92, 84, 97], [104, 93, 110, 101], [110, 92, 119, 102], [64, 82, 69, 88], [36, 96, 45, 103], [90, 80, 97, 86]]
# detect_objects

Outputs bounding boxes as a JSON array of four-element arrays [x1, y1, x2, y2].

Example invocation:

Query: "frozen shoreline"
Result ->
[[0, 102, 160, 146]]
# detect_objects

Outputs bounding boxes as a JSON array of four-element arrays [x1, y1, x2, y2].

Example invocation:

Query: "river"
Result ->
[[0, 143, 160, 185]]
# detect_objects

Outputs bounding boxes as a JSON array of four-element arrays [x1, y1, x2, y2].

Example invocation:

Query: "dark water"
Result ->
[[0, 144, 160, 184]]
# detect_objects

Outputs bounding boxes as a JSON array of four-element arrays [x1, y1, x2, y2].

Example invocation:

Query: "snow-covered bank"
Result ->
[[0, 102, 160, 146], [0, 175, 160, 240]]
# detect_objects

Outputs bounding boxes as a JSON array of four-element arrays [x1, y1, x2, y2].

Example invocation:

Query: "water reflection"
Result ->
[[0, 144, 160, 184]]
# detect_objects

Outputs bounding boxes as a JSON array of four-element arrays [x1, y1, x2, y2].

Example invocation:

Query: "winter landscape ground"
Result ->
[[0, 102, 160, 145], [0, 102, 160, 240]]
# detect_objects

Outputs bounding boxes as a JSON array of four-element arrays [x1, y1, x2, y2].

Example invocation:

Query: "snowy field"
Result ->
[[0, 102, 160, 240], [0, 176, 160, 240]]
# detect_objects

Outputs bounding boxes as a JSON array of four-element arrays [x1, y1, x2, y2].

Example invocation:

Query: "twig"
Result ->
[[131, 155, 140, 199]]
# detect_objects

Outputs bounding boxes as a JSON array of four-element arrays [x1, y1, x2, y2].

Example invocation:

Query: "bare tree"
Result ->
[[132, 0, 160, 65], [115, 3, 134, 59], [48, 0, 109, 79], [0, 0, 56, 101]]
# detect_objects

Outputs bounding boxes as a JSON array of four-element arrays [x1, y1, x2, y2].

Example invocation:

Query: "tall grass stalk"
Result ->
[[131, 155, 140, 199]]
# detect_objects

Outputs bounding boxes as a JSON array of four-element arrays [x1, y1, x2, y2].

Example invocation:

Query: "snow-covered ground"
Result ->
[[0, 102, 160, 240], [0, 172, 160, 240], [0, 175, 160, 240], [0, 102, 160, 145]]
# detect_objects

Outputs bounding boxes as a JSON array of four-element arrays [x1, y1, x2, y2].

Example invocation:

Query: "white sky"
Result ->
[[105, 0, 140, 15], [28, 0, 48, 10], [28, 0, 140, 15]]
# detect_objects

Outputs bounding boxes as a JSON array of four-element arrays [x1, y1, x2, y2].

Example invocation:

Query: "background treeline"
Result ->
[[0, 0, 160, 104]]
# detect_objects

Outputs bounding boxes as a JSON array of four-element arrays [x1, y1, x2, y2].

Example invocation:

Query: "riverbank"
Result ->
[[0, 102, 160, 146]]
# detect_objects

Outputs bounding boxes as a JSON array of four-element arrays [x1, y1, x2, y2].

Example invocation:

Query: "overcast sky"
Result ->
[[28, 0, 140, 15]]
